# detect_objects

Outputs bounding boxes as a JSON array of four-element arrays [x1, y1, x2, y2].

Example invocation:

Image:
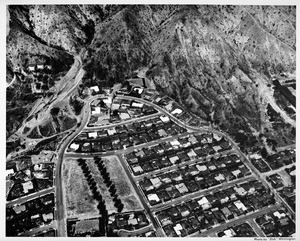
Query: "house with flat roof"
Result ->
[[197, 196, 211, 210], [169, 155, 179, 164], [171, 108, 183, 116], [234, 200, 247, 212], [147, 193, 160, 203], [160, 115, 170, 123], [173, 223, 183, 236], [175, 183, 189, 194], [92, 107, 101, 115], [22, 181, 34, 193], [88, 132, 97, 139], [150, 177, 162, 188], [90, 86, 100, 92], [13, 204, 26, 214]]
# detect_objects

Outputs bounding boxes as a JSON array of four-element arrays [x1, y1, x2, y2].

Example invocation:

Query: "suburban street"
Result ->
[[115, 154, 165, 237], [195, 204, 281, 237], [151, 175, 256, 213], [6, 187, 55, 207], [85, 112, 161, 130], [52, 93, 294, 237], [65, 131, 195, 158], [134, 149, 235, 182], [18, 221, 57, 237], [117, 224, 154, 237]]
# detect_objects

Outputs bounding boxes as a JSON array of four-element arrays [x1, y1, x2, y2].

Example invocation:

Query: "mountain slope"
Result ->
[[6, 5, 296, 149]]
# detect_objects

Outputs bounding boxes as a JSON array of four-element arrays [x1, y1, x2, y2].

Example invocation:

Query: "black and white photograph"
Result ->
[[5, 2, 297, 239]]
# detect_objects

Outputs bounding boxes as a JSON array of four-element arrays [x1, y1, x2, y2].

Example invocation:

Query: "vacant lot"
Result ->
[[63, 156, 142, 218], [63, 158, 99, 218], [103, 155, 142, 212], [86, 155, 142, 213]]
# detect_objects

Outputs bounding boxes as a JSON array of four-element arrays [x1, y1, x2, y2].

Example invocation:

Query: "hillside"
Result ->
[[6, 5, 296, 151]]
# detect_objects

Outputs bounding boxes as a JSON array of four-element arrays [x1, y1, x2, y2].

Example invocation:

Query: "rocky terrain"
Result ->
[[7, 5, 296, 153]]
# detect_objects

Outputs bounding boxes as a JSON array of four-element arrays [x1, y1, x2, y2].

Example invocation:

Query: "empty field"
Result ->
[[63, 158, 99, 218]]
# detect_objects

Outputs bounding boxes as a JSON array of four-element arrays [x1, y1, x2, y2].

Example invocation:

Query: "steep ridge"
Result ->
[[6, 5, 296, 148]]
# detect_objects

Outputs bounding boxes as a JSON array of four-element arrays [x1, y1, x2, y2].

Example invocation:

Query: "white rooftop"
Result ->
[[147, 193, 160, 202], [169, 156, 179, 164], [119, 112, 130, 120], [273, 211, 286, 219], [224, 229, 234, 237], [198, 196, 209, 206], [215, 173, 225, 181], [171, 108, 183, 115], [232, 169, 241, 176], [234, 200, 247, 211], [133, 165, 143, 173], [175, 183, 189, 193], [90, 86, 99, 92], [187, 149, 197, 157], [160, 115, 170, 123], [88, 132, 97, 138], [22, 181, 33, 193], [196, 165, 207, 172], [150, 177, 161, 187], [6, 169, 14, 176], [70, 143, 80, 150], [131, 102, 144, 108], [213, 133, 222, 141], [250, 153, 262, 160], [170, 139, 181, 147], [173, 223, 183, 236], [92, 107, 101, 115], [107, 128, 116, 136]]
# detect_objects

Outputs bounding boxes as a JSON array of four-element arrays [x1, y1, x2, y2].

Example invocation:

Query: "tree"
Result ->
[[103, 176, 110, 184], [117, 203, 124, 213], [69, 96, 84, 115], [106, 180, 112, 187], [94, 156, 101, 162], [110, 189, 116, 196], [109, 184, 115, 192], [100, 167, 107, 174], [261, 147, 268, 158], [36, 82, 41, 89], [50, 107, 60, 116]]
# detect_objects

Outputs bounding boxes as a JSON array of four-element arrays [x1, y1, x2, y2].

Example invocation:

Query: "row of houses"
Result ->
[[68, 116, 186, 153], [156, 180, 275, 237], [125, 133, 231, 176], [255, 209, 295, 237], [6, 194, 55, 236], [138, 153, 251, 207]]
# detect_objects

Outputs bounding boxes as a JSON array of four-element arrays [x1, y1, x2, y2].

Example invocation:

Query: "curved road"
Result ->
[[54, 94, 102, 236]]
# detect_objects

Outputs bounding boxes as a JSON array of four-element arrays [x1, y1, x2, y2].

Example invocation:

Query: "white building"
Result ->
[[131, 102, 144, 108], [90, 86, 100, 92], [147, 193, 160, 202], [169, 156, 179, 164], [22, 181, 34, 193], [70, 143, 79, 151], [198, 197, 211, 210], [170, 139, 181, 148], [6, 169, 14, 176], [28, 65, 35, 71], [160, 115, 170, 123], [173, 223, 183, 236], [88, 132, 97, 138], [37, 64, 44, 70], [92, 107, 101, 115], [107, 128, 116, 136], [234, 200, 247, 212], [119, 112, 130, 120], [171, 108, 183, 115]]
